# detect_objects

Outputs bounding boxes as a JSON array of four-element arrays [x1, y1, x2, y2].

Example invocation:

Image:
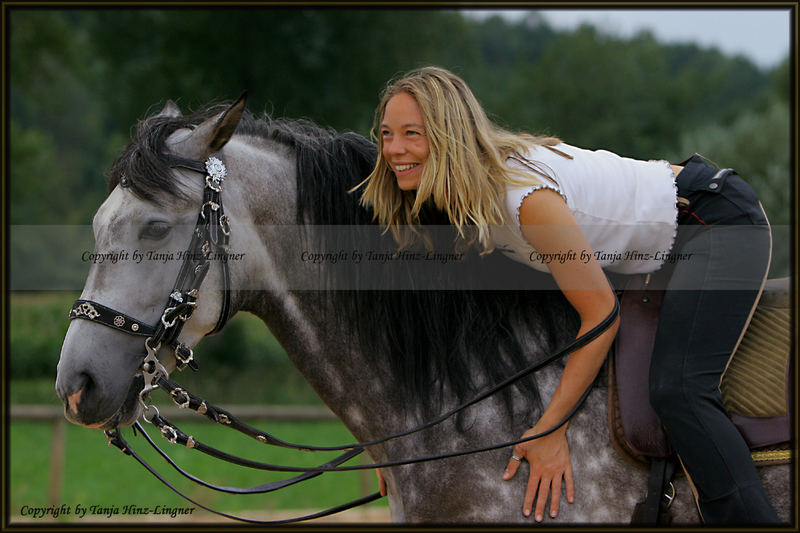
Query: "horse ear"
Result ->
[[158, 100, 183, 118], [181, 92, 247, 158]]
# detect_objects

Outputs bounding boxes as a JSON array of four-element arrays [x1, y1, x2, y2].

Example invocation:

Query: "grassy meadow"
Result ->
[[8, 292, 388, 524]]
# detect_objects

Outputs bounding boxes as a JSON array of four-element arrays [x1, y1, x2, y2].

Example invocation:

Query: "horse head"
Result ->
[[55, 96, 248, 429]]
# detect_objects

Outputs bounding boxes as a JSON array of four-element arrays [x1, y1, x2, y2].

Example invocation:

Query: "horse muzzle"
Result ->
[[56, 370, 144, 429], [56, 375, 144, 430], [55, 342, 142, 429]]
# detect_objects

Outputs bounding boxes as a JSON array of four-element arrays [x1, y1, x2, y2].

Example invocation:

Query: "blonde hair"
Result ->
[[355, 66, 562, 253]]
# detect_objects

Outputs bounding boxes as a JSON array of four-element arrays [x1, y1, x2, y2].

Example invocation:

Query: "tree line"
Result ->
[[9, 8, 790, 237]]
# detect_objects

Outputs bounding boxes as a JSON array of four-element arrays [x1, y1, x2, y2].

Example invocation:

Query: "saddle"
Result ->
[[608, 274, 792, 469], [608, 273, 792, 524]]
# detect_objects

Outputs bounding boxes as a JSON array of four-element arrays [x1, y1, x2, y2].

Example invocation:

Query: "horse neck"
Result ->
[[224, 137, 560, 450], [226, 139, 404, 442]]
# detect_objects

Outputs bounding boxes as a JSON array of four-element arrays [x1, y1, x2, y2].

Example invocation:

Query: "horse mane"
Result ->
[[109, 102, 579, 420], [250, 112, 579, 420]]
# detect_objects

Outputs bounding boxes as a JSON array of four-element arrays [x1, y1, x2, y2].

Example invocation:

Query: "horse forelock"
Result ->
[[107, 107, 223, 205]]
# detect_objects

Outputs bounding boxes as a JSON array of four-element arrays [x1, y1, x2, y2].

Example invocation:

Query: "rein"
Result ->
[[71, 154, 620, 524]]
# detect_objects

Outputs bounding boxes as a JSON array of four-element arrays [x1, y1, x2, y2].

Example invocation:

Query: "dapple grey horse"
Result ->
[[56, 96, 791, 524]]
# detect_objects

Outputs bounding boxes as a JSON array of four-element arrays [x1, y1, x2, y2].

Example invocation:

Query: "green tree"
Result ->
[[7, 7, 782, 229], [669, 57, 790, 277], [9, 10, 110, 224]]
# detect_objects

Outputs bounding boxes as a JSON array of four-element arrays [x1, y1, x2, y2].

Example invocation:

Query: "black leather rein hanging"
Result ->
[[71, 154, 620, 524]]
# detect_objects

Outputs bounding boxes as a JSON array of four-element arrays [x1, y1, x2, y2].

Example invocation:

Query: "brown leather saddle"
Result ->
[[608, 273, 791, 523], [609, 274, 792, 471]]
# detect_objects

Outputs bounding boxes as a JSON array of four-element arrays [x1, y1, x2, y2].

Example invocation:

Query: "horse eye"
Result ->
[[140, 221, 171, 240]]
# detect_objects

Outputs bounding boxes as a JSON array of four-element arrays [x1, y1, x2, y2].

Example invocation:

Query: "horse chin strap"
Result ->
[[69, 154, 233, 383]]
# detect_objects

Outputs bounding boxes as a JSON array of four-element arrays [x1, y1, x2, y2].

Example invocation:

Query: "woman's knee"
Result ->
[[648, 369, 686, 417], [650, 367, 725, 424]]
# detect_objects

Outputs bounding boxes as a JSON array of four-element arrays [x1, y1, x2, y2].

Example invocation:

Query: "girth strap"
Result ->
[[632, 457, 676, 524]]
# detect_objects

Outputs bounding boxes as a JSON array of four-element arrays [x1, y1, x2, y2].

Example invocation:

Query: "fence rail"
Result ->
[[10, 403, 338, 421]]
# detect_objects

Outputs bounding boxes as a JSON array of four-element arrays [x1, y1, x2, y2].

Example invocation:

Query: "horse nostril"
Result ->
[[65, 373, 92, 416]]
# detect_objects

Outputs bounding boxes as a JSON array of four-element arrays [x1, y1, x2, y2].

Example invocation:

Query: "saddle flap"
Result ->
[[613, 274, 672, 458]]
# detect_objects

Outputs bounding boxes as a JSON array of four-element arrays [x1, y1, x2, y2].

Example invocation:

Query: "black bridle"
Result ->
[[69, 154, 620, 524], [70, 155, 232, 377]]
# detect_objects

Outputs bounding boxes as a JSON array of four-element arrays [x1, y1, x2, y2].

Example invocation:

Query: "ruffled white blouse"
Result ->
[[490, 143, 678, 274]]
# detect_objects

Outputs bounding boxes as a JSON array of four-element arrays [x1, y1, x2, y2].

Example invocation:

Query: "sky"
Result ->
[[463, 9, 792, 69]]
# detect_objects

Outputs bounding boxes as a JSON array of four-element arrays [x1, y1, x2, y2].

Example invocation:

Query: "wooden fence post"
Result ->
[[48, 415, 66, 507]]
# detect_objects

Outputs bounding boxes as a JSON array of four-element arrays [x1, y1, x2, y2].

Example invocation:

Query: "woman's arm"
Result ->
[[502, 188, 619, 521]]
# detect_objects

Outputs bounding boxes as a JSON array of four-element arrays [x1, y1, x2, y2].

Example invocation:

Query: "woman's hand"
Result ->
[[502, 424, 574, 521], [502, 187, 616, 521]]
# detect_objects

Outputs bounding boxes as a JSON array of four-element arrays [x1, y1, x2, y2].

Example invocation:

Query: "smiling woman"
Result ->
[[379, 92, 429, 191], [356, 67, 563, 252], [354, 66, 780, 525]]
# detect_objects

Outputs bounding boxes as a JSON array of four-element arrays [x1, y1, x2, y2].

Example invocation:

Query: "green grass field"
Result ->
[[8, 292, 387, 524], [9, 418, 387, 524]]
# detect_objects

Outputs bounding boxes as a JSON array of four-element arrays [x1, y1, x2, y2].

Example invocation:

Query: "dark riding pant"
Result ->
[[648, 155, 779, 524]]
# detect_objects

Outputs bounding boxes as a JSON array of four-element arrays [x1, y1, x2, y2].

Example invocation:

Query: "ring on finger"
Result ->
[[511, 454, 523, 462]]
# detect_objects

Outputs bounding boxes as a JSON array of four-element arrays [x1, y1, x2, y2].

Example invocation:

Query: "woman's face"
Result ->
[[380, 92, 430, 191]]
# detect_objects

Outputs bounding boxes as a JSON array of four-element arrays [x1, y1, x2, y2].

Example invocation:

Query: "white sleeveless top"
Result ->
[[490, 143, 678, 274]]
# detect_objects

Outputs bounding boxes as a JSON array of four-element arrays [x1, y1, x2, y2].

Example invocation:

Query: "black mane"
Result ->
[[262, 112, 578, 419], [110, 102, 579, 419]]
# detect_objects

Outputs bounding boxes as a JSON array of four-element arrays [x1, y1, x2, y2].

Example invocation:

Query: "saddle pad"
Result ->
[[720, 300, 790, 417]]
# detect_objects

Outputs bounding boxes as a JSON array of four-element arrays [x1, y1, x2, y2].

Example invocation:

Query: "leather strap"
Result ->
[[69, 155, 234, 369], [135, 421, 365, 494], [106, 426, 383, 525], [143, 382, 595, 472], [632, 457, 676, 524], [69, 300, 156, 337], [150, 298, 620, 455]]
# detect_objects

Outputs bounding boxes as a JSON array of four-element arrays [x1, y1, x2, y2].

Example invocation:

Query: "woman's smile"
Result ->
[[381, 92, 430, 191]]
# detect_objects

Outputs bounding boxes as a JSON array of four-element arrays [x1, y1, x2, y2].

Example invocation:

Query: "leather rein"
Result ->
[[69, 155, 620, 524]]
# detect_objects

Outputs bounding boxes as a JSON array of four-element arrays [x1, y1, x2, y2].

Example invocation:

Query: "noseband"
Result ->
[[69, 154, 620, 524]]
